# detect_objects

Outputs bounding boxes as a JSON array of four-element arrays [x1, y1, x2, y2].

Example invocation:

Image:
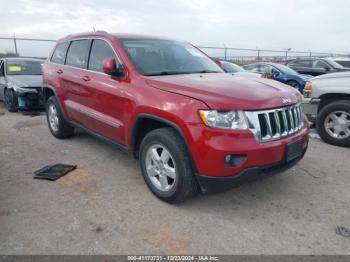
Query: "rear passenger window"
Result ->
[[51, 42, 70, 64], [88, 40, 116, 72], [66, 40, 89, 69]]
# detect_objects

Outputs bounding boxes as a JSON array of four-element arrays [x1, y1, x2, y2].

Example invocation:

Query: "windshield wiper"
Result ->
[[191, 70, 221, 74], [145, 71, 192, 76]]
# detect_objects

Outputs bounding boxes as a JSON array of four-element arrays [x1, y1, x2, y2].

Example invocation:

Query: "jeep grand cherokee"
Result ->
[[42, 32, 309, 203]]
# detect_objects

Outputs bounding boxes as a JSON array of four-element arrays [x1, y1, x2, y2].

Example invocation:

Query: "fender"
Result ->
[[42, 84, 69, 121], [131, 113, 198, 173]]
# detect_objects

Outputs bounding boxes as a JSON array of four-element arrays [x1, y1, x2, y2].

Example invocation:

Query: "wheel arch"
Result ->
[[318, 93, 350, 113], [131, 113, 198, 172]]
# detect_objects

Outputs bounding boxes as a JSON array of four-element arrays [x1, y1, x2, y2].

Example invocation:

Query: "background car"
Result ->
[[332, 57, 350, 68], [242, 62, 309, 92], [302, 72, 350, 147], [0, 58, 44, 112], [286, 58, 349, 76], [219, 60, 261, 78]]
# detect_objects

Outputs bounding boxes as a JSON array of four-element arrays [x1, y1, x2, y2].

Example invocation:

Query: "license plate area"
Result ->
[[286, 139, 304, 162]]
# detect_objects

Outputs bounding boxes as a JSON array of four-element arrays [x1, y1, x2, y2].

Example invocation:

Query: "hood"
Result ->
[[6, 75, 43, 88], [146, 73, 301, 110], [312, 71, 350, 81]]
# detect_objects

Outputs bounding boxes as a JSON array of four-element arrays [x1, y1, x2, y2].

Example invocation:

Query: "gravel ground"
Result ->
[[0, 101, 349, 255]]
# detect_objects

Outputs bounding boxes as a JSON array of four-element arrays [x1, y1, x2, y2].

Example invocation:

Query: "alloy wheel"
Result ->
[[324, 111, 350, 139], [145, 144, 177, 192]]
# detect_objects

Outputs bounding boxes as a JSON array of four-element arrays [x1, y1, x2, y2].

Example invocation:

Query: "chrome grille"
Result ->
[[245, 104, 304, 142]]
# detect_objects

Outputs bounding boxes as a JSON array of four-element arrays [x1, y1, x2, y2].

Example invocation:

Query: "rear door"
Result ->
[[60, 39, 91, 121], [78, 39, 127, 144]]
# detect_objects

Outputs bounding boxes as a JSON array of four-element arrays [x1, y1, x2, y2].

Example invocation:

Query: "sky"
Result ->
[[0, 0, 349, 57]]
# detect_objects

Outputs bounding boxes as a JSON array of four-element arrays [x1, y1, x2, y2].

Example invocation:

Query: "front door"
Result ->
[[78, 39, 127, 145]]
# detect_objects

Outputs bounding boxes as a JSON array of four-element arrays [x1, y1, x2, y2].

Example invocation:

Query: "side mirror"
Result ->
[[102, 58, 125, 77], [273, 70, 280, 78]]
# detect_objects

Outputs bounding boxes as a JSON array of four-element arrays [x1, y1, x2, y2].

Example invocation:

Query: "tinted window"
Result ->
[[336, 60, 350, 68], [88, 40, 116, 72], [289, 60, 312, 67], [51, 42, 70, 64], [66, 40, 89, 69]]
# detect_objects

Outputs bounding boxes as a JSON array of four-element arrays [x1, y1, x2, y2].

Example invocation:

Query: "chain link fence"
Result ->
[[1, 36, 349, 64]]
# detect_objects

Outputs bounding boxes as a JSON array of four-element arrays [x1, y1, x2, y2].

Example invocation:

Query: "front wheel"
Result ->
[[316, 100, 350, 147], [139, 128, 199, 203], [4, 89, 18, 112], [46, 96, 75, 139]]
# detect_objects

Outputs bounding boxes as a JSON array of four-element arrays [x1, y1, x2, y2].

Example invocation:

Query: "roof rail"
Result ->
[[95, 30, 108, 34]]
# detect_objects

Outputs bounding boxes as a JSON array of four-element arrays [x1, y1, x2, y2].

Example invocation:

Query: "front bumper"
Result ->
[[196, 148, 306, 193], [15, 88, 44, 110], [187, 123, 309, 178], [302, 98, 320, 123]]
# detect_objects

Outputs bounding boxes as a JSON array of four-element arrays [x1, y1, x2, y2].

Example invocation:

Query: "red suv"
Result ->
[[42, 32, 309, 203]]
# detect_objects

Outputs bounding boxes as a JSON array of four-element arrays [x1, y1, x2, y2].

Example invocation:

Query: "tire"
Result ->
[[316, 100, 350, 147], [139, 127, 199, 203], [4, 89, 18, 112], [46, 96, 75, 139], [286, 80, 301, 91]]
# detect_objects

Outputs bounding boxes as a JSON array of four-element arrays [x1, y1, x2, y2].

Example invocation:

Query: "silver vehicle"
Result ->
[[0, 57, 44, 112], [303, 72, 350, 147]]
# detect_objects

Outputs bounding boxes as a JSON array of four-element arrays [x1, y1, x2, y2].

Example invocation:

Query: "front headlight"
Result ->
[[199, 110, 248, 130]]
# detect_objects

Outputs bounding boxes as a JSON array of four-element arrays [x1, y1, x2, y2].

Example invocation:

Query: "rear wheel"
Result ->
[[316, 100, 350, 147], [4, 89, 18, 112], [46, 96, 75, 138], [139, 127, 199, 203]]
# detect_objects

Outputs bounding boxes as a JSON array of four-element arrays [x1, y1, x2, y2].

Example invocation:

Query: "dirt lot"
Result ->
[[0, 101, 349, 255]]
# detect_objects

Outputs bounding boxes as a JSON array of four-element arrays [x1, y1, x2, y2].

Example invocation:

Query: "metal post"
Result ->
[[223, 44, 227, 60], [13, 33, 18, 56]]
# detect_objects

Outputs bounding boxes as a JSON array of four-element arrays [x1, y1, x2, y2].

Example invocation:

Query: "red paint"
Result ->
[[43, 32, 309, 178]]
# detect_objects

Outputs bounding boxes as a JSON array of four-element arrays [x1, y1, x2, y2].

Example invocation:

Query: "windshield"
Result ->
[[120, 39, 223, 76], [221, 61, 245, 73], [6, 60, 42, 75], [273, 63, 298, 75]]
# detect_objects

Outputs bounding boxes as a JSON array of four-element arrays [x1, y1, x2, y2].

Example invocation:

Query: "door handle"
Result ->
[[56, 69, 63, 74], [82, 76, 91, 81]]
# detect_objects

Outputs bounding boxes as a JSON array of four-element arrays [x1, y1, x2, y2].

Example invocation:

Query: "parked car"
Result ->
[[286, 58, 349, 76], [242, 62, 309, 92], [332, 57, 350, 69], [219, 60, 261, 78], [42, 32, 309, 203], [0, 57, 44, 112], [303, 72, 350, 147]]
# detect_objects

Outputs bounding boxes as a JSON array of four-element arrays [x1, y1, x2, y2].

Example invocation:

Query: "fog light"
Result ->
[[224, 154, 246, 167]]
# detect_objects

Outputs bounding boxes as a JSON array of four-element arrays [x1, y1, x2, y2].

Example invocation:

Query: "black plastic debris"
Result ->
[[33, 164, 77, 181], [336, 226, 350, 237]]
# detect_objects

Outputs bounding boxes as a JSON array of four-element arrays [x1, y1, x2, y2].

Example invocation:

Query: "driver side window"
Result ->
[[259, 65, 273, 74], [313, 60, 330, 70]]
